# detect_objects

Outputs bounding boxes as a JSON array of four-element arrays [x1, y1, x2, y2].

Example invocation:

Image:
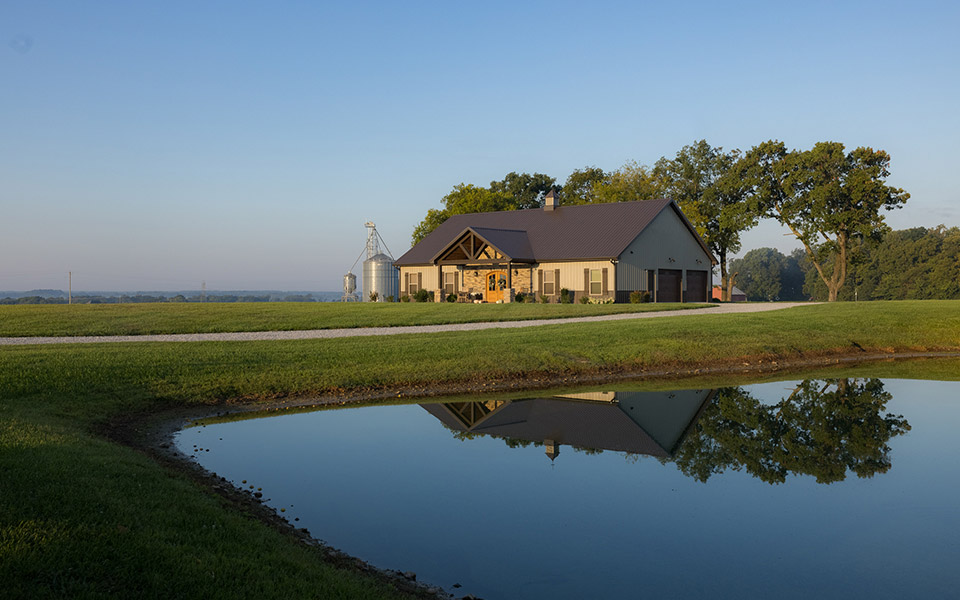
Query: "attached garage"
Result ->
[[684, 270, 709, 303], [657, 269, 682, 303]]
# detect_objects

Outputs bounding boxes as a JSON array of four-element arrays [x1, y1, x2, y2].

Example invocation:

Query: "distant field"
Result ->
[[0, 301, 712, 337]]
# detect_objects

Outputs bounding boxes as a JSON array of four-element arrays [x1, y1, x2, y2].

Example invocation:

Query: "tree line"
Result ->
[[732, 225, 960, 301], [413, 140, 909, 301]]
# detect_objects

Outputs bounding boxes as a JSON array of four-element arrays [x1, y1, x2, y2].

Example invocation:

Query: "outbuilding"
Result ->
[[394, 191, 717, 303]]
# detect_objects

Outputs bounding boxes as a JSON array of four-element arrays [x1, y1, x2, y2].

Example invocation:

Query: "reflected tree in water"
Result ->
[[672, 379, 910, 484]]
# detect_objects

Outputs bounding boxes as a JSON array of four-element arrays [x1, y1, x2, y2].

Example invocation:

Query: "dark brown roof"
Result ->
[[396, 198, 714, 266], [422, 397, 669, 457]]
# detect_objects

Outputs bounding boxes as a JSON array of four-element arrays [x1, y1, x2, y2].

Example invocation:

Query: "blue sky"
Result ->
[[2, 1, 957, 291]]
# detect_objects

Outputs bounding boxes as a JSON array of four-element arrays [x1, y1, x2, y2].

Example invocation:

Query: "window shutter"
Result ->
[[554, 269, 560, 295], [584, 269, 589, 294], [454, 271, 459, 294], [602, 268, 608, 294], [403, 272, 409, 294], [538, 270, 543, 293], [417, 272, 423, 291]]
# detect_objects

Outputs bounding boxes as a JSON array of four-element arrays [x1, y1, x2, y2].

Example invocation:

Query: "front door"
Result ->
[[486, 271, 507, 302]]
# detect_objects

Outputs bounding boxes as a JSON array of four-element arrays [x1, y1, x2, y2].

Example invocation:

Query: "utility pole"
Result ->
[[201, 280, 206, 303], [68, 271, 72, 305]]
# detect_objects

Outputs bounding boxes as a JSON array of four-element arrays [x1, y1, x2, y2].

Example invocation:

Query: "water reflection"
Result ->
[[423, 378, 910, 484]]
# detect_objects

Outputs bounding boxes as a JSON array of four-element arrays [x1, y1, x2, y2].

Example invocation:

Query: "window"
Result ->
[[590, 269, 602, 295], [543, 270, 555, 295], [443, 272, 456, 295], [408, 274, 419, 294]]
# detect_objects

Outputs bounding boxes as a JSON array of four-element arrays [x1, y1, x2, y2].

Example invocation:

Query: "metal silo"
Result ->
[[341, 271, 359, 302], [363, 253, 398, 301], [359, 222, 398, 302]]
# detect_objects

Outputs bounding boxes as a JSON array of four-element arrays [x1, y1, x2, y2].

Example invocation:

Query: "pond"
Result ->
[[175, 374, 960, 599]]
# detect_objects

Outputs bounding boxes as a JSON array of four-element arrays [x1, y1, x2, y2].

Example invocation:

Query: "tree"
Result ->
[[593, 160, 664, 204], [797, 225, 960, 301], [730, 248, 787, 301], [489, 172, 556, 210], [410, 184, 513, 245], [738, 141, 909, 301], [655, 140, 757, 301], [558, 167, 608, 205], [672, 379, 910, 484], [411, 174, 557, 245]]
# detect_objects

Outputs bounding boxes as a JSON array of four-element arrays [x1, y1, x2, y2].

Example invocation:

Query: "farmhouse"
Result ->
[[394, 191, 716, 303]]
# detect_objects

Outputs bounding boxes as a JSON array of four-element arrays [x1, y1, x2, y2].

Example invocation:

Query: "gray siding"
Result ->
[[616, 207, 713, 295]]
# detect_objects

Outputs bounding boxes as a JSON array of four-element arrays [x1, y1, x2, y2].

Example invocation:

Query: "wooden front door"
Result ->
[[486, 271, 507, 302]]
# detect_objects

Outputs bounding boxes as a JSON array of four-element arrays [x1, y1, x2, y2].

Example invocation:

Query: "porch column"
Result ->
[[436, 263, 443, 294], [506, 263, 512, 288]]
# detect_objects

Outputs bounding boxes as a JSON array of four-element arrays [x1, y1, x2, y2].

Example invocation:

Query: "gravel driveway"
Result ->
[[0, 302, 814, 346]]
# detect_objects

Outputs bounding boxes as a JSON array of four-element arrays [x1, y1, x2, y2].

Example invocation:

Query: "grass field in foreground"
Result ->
[[0, 300, 711, 337], [2, 300, 959, 598]]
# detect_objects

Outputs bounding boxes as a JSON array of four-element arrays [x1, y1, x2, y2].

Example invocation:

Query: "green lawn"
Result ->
[[2, 300, 959, 598], [0, 301, 711, 337]]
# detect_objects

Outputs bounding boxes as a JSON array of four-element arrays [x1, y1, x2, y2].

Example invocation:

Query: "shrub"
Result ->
[[385, 295, 395, 303], [579, 296, 589, 304], [400, 295, 411, 302], [560, 288, 572, 304], [368, 291, 379, 302], [413, 288, 430, 303], [539, 293, 550, 304], [446, 293, 457, 303], [641, 291, 652, 303], [630, 290, 643, 304]]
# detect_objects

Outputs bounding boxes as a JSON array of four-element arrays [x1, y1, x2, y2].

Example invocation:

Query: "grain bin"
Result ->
[[363, 253, 398, 301]]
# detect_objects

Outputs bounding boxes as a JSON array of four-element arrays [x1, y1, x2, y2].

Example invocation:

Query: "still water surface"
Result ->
[[176, 377, 960, 599]]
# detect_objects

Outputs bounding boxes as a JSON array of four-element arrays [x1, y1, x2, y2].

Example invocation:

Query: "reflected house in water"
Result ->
[[421, 389, 714, 461]]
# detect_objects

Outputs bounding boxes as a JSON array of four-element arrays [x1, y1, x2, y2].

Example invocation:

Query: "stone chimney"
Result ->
[[544, 188, 558, 211]]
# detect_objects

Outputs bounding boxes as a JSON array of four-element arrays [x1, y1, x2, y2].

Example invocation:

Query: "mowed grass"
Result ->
[[2, 300, 959, 598], [0, 300, 712, 337]]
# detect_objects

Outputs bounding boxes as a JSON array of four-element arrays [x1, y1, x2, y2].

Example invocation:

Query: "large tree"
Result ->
[[410, 184, 513, 245], [672, 379, 910, 484], [557, 167, 608, 205], [593, 160, 664, 204], [488, 172, 556, 210], [655, 140, 757, 301], [738, 141, 909, 301], [411, 173, 557, 245]]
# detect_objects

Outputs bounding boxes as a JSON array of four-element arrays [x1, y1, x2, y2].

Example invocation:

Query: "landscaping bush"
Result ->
[[560, 288, 572, 304], [385, 295, 395, 303], [579, 296, 590, 304], [515, 292, 525, 303], [446, 293, 457, 303], [400, 295, 411, 302], [413, 289, 430, 303], [630, 290, 643, 304], [539, 293, 550, 304]]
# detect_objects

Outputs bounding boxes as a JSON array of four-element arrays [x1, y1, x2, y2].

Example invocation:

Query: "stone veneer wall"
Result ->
[[461, 267, 533, 296]]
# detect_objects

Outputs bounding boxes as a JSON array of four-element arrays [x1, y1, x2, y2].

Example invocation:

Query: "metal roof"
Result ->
[[395, 198, 715, 266]]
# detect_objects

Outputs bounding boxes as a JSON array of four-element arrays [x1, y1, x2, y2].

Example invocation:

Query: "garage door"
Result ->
[[657, 269, 682, 302], [685, 270, 708, 303]]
